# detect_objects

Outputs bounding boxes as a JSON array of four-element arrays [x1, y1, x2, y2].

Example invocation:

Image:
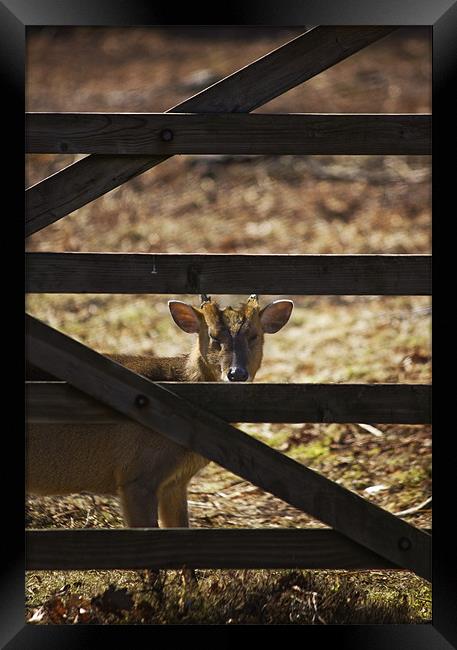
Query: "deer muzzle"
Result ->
[[226, 335, 249, 382]]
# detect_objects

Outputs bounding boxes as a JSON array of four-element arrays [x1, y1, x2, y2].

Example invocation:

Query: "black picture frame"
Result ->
[[3, 0, 454, 646]]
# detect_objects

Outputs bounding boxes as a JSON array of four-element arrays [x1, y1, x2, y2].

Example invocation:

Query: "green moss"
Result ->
[[291, 437, 333, 462], [394, 466, 429, 488]]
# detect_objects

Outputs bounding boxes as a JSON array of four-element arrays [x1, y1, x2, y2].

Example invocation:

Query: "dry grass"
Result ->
[[26, 26, 431, 625]]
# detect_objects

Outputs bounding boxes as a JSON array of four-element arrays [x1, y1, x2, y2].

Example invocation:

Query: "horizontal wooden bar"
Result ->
[[25, 26, 395, 237], [26, 314, 431, 580], [26, 253, 431, 295], [26, 113, 431, 156], [26, 528, 406, 571], [26, 381, 431, 424]]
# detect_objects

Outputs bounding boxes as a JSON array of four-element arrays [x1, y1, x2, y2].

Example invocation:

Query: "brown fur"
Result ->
[[26, 296, 292, 529], [199, 296, 265, 381]]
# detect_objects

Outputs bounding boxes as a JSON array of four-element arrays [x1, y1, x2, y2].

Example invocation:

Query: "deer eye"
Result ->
[[249, 334, 259, 343]]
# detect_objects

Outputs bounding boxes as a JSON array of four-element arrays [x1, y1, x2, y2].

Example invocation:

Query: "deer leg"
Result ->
[[119, 480, 159, 527], [158, 482, 189, 528], [158, 482, 197, 587], [119, 481, 162, 588]]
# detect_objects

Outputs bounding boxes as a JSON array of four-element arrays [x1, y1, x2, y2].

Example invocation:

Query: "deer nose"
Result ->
[[227, 367, 249, 382]]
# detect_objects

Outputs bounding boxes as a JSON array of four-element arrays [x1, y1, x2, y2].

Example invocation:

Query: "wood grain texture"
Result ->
[[26, 113, 431, 155], [25, 314, 431, 580], [25, 26, 395, 236], [26, 381, 431, 424], [26, 528, 403, 570], [26, 253, 431, 295]]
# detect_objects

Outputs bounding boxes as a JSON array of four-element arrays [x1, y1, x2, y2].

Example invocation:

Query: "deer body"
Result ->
[[27, 296, 293, 528], [27, 352, 216, 527]]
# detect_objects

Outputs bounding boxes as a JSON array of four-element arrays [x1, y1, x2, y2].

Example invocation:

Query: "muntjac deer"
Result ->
[[27, 295, 293, 530]]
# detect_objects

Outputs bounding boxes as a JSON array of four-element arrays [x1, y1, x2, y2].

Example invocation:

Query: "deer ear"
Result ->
[[168, 301, 202, 333], [259, 300, 293, 333]]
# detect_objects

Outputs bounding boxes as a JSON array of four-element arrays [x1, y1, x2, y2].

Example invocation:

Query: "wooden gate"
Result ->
[[25, 26, 432, 581]]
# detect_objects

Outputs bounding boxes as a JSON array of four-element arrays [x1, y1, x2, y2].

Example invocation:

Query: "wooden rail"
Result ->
[[26, 314, 431, 581], [26, 381, 431, 424], [26, 113, 431, 156], [26, 528, 406, 571], [25, 26, 395, 237], [26, 253, 431, 295]]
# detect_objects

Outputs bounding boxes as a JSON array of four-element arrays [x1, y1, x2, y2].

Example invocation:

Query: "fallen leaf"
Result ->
[[28, 606, 46, 624], [364, 484, 389, 495]]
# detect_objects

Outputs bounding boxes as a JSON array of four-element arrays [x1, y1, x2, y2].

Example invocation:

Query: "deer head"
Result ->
[[168, 295, 293, 382]]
